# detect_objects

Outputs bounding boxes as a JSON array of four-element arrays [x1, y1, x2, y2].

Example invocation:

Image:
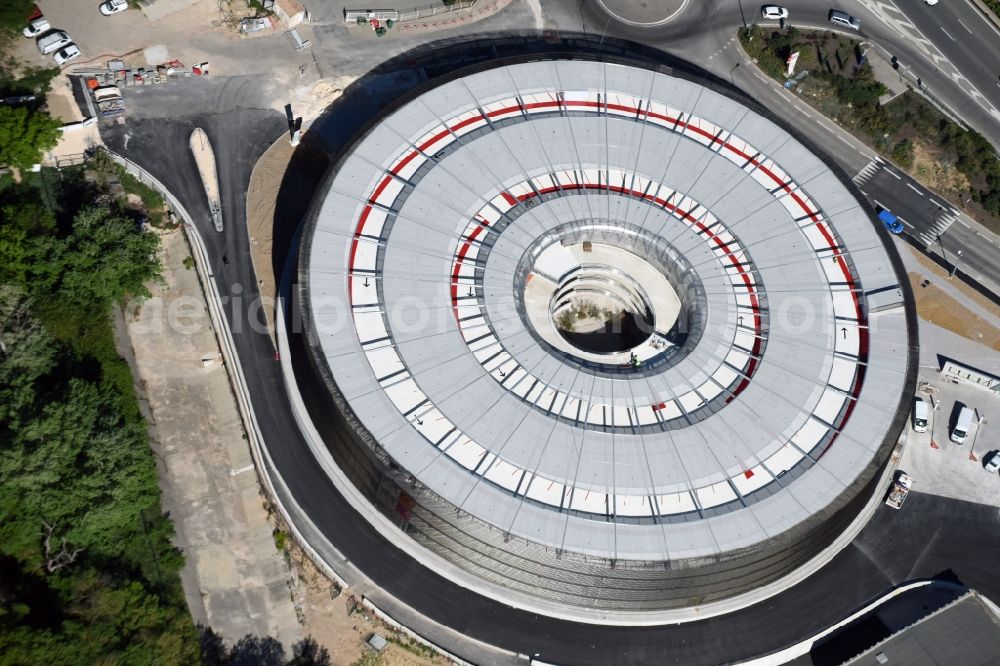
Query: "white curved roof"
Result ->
[[306, 59, 909, 560]]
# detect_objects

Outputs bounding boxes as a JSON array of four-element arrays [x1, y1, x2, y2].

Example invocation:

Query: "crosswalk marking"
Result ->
[[918, 211, 956, 246], [852, 158, 881, 185]]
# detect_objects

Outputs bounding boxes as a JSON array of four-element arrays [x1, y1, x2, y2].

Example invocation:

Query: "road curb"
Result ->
[[595, 0, 689, 27], [967, 0, 1000, 33]]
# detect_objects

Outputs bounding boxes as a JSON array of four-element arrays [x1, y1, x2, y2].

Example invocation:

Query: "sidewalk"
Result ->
[[894, 237, 1000, 331], [123, 229, 301, 649]]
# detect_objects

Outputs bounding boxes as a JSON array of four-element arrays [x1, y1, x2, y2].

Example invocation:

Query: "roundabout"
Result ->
[[297, 56, 913, 612]]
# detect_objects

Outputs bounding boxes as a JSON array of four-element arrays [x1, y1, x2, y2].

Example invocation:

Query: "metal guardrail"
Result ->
[[344, 1, 477, 24], [106, 149, 350, 593], [398, 0, 476, 21]]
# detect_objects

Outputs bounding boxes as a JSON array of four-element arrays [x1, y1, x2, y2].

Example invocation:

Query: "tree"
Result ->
[[55, 207, 161, 306], [0, 286, 55, 400], [890, 139, 915, 169], [0, 0, 34, 37], [228, 634, 287, 666], [0, 106, 62, 170], [290, 636, 331, 665]]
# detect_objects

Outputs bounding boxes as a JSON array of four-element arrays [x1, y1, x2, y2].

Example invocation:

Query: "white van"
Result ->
[[912, 398, 929, 433], [951, 406, 974, 444], [37, 30, 71, 55], [829, 9, 861, 30]]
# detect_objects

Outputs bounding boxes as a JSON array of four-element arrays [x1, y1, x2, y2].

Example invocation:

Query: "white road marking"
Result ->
[[897, 216, 915, 229], [940, 26, 956, 41], [859, 189, 868, 196], [885, 169, 902, 180], [957, 219, 971, 229], [929, 198, 947, 209], [957, 19, 973, 34], [837, 135, 852, 146], [906, 182, 924, 195]]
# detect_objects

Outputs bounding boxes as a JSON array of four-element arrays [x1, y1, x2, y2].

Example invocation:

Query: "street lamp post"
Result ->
[[950, 249, 963, 278], [930, 395, 940, 449], [969, 412, 985, 462], [949, 232, 971, 279]]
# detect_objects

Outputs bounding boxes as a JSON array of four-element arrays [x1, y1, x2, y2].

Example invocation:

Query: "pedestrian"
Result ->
[[222, 254, 230, 267]]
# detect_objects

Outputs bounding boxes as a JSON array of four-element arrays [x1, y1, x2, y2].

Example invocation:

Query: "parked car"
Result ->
[[37, 30, 72, 55], [99, 0, 129, 15], [53, 44, 81, 66], [984, 451, 1000, 474], [761, 5, 789, 20], [925, 0, 939, 5], [829, 9, 861, 30], [22, 17, 50, 38]]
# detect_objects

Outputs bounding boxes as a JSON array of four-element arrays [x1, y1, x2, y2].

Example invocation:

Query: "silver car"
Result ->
[[828, 9, 861, 30]]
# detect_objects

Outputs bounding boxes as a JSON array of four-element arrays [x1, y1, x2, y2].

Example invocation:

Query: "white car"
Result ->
[[925, 0, 939, 5], [99, 0, 129, 15], [22, 17, 50, 38], [761, 5, 789, 20], [53, 44, 82, 66]]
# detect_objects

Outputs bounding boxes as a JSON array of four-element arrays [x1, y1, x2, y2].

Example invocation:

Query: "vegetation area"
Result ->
[[0, 1, 36, 40], [0, 105, 62, 169], [554, 301, 616, 333], [0, 61, 326, 660], [984, 0, 1000, 22], [0, 57, 62, 170], [0, 159, 202, 663], [739, 26, 1000, 233]]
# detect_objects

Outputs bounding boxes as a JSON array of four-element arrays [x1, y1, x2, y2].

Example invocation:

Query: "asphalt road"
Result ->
[[892, 0, 1000, 120], [97, 31, 1000, 664], [851, 158, 1000, 293]]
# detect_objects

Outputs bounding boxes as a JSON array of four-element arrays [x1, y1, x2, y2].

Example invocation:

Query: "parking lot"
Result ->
[[900, 330, 1000, 508]]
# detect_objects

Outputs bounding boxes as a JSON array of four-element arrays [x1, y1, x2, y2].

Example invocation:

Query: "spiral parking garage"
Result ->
[[296, 57, 914, 611]]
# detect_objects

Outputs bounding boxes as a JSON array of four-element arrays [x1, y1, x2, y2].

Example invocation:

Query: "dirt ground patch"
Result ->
[[282, 533, 446, 666], [905, 246, 1000, 321], [245, 137, 293, 345], [245, 80, 350, 343], [911, 140, 971, 194], [908, 272, 1000, 350]]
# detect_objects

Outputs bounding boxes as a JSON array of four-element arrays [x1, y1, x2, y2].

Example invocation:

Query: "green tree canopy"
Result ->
[[55, 207, 162, 306], [0, 0, 34, 36], [0, 105, 62, 170]]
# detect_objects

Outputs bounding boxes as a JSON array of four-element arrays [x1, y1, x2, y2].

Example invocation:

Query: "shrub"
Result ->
[[891, 140, 915, 169]]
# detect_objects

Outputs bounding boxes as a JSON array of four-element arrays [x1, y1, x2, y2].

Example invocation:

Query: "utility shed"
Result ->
[[274, 0, 306, 27], [843, 592, 1000, 666]]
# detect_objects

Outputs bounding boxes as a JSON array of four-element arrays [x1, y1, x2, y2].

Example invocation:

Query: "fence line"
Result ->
[[344, 1, 478, 24]]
